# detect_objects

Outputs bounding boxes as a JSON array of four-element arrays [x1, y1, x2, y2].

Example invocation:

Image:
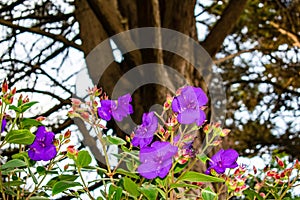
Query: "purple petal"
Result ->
[[137, 162, 158, 179], [1, 117, 7, 133], [209, 149, 224, 165], [139, 146, 158, 163], [98, 100, 113, 121], [221, 149, 239, 167], [132, 136, 153, 148], [41, 146, 57, 161], [157, 159, 173, 178], [193, 87, 208, 106], [196, 110, 206, 126], [177, 109, 200, 125]]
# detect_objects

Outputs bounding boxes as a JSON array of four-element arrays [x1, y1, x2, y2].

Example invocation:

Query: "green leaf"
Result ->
[[76, 150, 92, 168], [52, 181, 82, 195], [202, 186, 217, 200], [21, 118, 43, 129], [9, 105, 22, 113], [1, 159, 27, 170], [123, 177, 140, 197], [28, 167, 38, 184], [170, 183, 198, 189], [5, 129, 35, 145], [243, 189, 263, 200], [115, 168, 139, 179], [46, 175, 79, 187], [37, 166, 46, 175], [20, 101, 39, 112], [138, 185, 159, 200], [174, 162, 188, 174], [3, 180, 25, 187], [177, 171, 224, 183], [108, 184, 123, 200], [103, 136, 126, 145], [197, 154, 209, 164]]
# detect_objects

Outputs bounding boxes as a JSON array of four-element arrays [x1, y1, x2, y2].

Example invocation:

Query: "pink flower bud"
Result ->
[[36, 116, 46, 121], [71, 98, 82, 106], [80, 111, 89, 120]]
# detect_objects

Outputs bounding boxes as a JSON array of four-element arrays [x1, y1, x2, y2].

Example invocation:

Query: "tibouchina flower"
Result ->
[[28, 126, 57, 161], [138, 141, 178, 179], [132, 112, 158, 148], [206, 149, 239, 174], [1, 117, 6, 133], [97, 94, 133, 121], [172, 86, 208, 126]]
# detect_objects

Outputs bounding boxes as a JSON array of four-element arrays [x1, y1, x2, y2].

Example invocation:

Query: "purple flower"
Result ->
[[28, 126, 57, 161], [132, 112, 158, 148], [1, 117, 6, 133], [97, 94, 133, 122], [172, 86, 208, 126], [138, 141, 178, 179], [205, 149, 239, 174]]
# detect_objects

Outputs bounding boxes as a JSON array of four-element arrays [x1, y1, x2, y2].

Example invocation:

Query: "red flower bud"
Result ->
[[2, 79, 8, 93], [253, 165, 257, 174], [11, 87, 16, 95], [275, 156, 285, 168], [67, 145, 78, 155], [64, 164, 69, 171], [64, 130, 71, 139]]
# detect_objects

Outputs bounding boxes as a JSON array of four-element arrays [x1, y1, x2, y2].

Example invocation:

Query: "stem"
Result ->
[[280, 171, 299, 199], [26, 160, 56, 200], [78, 168, 94, 200], [95, 127, 114, 184]]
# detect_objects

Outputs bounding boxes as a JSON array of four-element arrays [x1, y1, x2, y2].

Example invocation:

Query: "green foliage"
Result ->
[[5, 129, 35, 145]]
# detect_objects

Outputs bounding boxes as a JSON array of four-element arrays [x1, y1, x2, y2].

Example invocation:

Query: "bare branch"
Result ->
[[0, 19, 82, 51], [269, 21, 300, 48]]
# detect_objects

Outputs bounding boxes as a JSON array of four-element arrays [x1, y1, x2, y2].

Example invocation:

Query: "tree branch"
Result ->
[[0, 19, 82, 51], [269, 21, 300, 48], [227, 79, 300, 96], [201, 0, 248, 57], [214, 47, 257, 64]]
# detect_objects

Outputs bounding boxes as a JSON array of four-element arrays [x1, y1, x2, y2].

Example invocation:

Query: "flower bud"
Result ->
[[253, 165, 257, 174], [80, 111, 89, 120], [11, 87, 16, 95], [2, 79, 8, 93], [36, 116, 46, 121], [294, 159, 300, 170], [53, 139, 60, 146], [63, 139, 71, 144], [64, 164, 69, 171], [71, 98, 82, 106], [212, 140, 222, 146], [67, 145, 78, 156], [64, 130, 71, 139], [220, 129, 231, 137], [275, 156, 285, 168], [260, 192, 266, 198]]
